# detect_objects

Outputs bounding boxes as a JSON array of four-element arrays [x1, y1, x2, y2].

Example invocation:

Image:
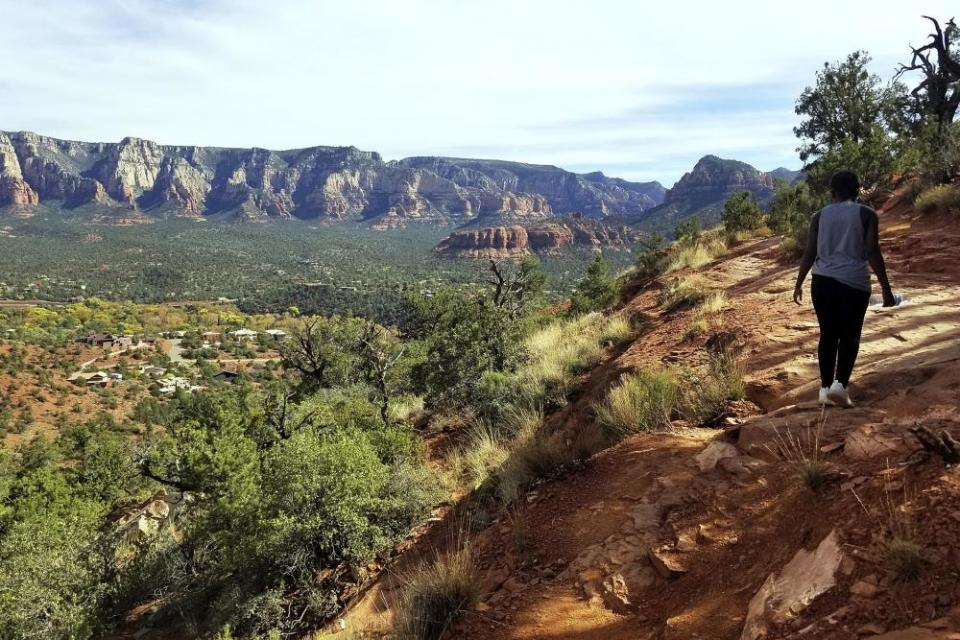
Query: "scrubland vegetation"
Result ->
[[2, 13, 960, 640]]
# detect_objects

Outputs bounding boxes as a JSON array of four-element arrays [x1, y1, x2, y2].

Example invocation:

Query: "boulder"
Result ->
[[648, 548, 688, 579], [601, 572, 632, 613], [695, 441, 740, 472], [741, 529, 844, 640], [145, 499, 170, 519]]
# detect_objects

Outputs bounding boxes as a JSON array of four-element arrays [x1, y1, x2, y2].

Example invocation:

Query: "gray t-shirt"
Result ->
[[810, 201, 873, 292]]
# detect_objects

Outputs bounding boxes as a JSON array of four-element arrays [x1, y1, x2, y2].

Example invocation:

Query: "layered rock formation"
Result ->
[[630, 155, 790, 231], [0, 131, 665, 224], [435, 215, 636, 258]]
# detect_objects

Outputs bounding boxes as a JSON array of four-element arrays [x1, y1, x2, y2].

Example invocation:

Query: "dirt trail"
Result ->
[[339, 199, 960, 640]]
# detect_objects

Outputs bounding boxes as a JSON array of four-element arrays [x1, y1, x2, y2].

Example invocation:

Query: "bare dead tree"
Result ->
[[488, 258, 545, 319], [896, 16, 960, 127], [134, 422, 200, 492], [279, 317, 356, 393], [261, 390, 316, 447], [357, 322, 405, 425]]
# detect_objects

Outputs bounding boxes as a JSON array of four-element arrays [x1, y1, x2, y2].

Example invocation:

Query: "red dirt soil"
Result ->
[[336, 194, 960, 640]]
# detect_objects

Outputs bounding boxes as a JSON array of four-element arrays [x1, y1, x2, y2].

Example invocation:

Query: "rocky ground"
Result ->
[[336, 193, 960, 640]]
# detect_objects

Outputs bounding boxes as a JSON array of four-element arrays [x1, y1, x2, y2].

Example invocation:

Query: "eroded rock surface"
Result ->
[[0, 131, 665, 223]]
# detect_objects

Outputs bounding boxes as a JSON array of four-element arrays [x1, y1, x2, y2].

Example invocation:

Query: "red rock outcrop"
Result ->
[[435, 217, 636, 258]]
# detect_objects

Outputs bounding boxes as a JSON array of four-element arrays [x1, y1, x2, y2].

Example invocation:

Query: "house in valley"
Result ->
[[68, 371, 112, 387], [230, 329, 259, 341], [212, 370, 240, 383], [78, 333, 132, 348]]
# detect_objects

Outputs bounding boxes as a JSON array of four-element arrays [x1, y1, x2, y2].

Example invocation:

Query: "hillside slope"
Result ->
[[335, 193, 960, 640]]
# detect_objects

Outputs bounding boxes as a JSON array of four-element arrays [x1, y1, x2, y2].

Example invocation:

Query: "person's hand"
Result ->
[[882, 287, 896, 307], [793, 283, 803, 305]]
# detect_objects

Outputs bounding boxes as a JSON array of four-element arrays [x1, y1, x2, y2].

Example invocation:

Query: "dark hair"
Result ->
[[831, 170, 860, 200]]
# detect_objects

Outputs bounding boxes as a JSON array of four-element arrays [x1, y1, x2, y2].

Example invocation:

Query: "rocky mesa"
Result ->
[[0, 131, 665, 225], [434, 216, 637, 258]]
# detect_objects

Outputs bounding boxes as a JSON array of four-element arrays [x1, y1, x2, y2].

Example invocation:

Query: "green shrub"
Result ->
[[570, 256, 617, 314], [674, 217, 703, 244], [721, 191, 764, 235], [0, 505, 110, 640], [634, 234, 669, 281], [885, 538, 927, 582], [914, 184, 960, 215], [595, 370, 679, 434], [767, 178, 825, 255]]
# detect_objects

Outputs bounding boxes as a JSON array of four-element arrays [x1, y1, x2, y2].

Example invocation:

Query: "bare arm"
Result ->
[[864, 210, 895, 306], [793, 212, 819, 305]]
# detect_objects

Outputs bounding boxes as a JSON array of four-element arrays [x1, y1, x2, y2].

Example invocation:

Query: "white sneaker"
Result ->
[[826, 381, 854, 408], [818, 387, 836, 406]]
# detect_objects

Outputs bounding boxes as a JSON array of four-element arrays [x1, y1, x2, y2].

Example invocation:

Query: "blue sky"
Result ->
[[0, 0, 955, 185]]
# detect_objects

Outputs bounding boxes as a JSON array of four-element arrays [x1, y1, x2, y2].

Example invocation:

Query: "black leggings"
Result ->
[[811, 275, 870, 387]]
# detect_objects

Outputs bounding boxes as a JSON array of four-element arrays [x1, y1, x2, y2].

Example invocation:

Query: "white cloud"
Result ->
[[0, 0, 955, 184]]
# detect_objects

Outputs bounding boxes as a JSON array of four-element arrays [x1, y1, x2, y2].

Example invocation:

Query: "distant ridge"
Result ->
[[629, 155, 796, 231], [0, 131, 665, 226]]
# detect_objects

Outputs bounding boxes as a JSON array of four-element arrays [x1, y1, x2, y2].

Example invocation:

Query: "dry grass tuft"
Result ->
[[595, 370, 678, 434], [658, 277, 708, 312], [885, 537, 927, 581], [679, 352, 745, 424], [769, 411, 830, 491], [914, 184, 960, 215], [394, 545, 481, 640], [666, 235, 728, 273]]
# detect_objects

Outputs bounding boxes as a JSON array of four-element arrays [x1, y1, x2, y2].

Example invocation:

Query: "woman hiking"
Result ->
[[793, 170, 895, 408]]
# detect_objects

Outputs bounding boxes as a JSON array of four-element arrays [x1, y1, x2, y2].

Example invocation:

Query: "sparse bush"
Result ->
[[388, 395, 425, 425], [914, 184, 960, 215], [699, 291, 728, 315], [634, 234, 669, 281], [674, 217, 702, 244], [514, 313, 620, 409], [877, 478, 928, 582], [682, 318, 710, 342], [595, 370, 678, 434], [900, 178, 925, 205], [394, 546, 480, 640], [678, 353, 745, 425]]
